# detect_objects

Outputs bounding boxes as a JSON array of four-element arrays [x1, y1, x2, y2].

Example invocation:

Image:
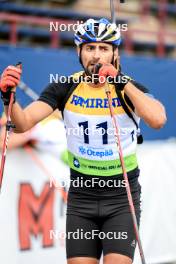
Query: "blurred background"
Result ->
[[0, 1, 176, 264]]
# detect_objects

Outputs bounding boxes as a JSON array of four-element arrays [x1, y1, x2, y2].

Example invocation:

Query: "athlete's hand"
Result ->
[[0, 64, 22, 105], [96, 63, 130, 90], [0, 65, 22, 93], [98, 63, 118, 81]]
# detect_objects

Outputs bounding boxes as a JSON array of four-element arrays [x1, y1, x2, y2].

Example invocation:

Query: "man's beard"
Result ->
[[84, 62, 102, 84]]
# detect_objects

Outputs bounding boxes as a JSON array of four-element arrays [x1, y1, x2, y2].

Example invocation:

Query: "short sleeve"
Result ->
[[124, 80, 152, 111], [38, 82, 69, 111]]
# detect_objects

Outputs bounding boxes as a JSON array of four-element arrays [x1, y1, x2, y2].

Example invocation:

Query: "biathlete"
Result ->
[[0, 18, 166, 264]]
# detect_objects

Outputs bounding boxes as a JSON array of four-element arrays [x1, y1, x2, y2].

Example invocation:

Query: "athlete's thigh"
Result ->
[[67, 257, 99, 264], [66, 214, 102, 260], [103, 253, 132, 264], [101, 198, 141, 261]]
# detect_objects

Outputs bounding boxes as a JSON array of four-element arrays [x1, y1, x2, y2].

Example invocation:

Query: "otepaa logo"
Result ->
[[18, 183, 67, 250]]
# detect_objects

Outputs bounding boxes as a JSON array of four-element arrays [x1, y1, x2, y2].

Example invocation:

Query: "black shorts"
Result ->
[[66, 168, 141, 260]]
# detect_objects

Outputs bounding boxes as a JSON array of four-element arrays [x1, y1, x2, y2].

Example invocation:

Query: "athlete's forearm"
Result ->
[[124, 81, 167, 129], [4, 102, 31, 133], [4, 99, 54, 133]]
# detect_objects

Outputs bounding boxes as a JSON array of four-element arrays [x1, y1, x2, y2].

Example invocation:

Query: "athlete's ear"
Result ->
[[114, 48, 120, 70], [114, 48, 119, 62]]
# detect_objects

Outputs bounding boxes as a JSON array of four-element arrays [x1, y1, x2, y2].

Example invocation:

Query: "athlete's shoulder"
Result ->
[[121, 73, 149, 93], [39, 71, 84, 110], [38, 80, 71, 111], [125, 74, 149, 93], [130, 79, 149, 93]]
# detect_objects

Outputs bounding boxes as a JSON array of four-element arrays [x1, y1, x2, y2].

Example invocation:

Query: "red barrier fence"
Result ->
[[141, 0, 168, 23], [0, 11, 175, 57]]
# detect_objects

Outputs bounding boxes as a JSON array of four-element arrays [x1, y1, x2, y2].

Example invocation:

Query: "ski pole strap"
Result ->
[[1, 90, 16, 105], [6, 120, 15, 131]]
